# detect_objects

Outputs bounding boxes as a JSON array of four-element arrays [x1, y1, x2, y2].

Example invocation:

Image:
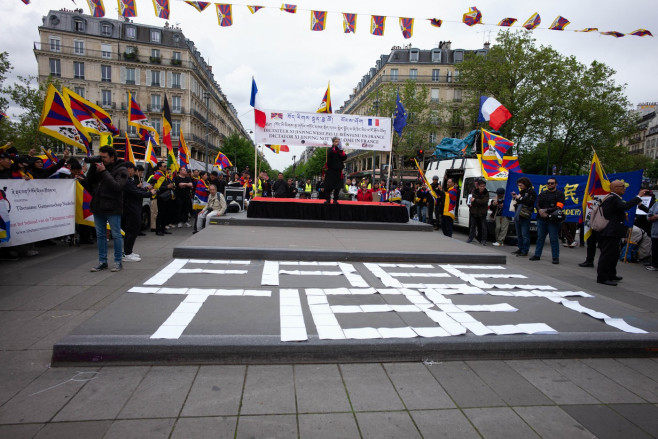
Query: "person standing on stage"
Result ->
[[323, 137, 347, 204]]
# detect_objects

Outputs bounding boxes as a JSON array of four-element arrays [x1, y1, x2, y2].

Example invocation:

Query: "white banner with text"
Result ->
[[255, 110, 392, 151]]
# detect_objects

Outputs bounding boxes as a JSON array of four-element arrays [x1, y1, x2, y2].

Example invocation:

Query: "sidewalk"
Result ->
[[0, 227, 657, 437]]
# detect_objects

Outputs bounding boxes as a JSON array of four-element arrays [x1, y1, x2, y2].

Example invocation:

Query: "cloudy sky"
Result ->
[[3, 0, 657, 170]]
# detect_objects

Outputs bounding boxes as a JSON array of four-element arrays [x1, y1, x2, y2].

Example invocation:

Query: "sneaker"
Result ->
[[579, 261, 594, 267], [492, 242, 501, 247], [110, 263, 122, 272], [177, 222, 184, 228], [569, 241, 578, 248], [25, 249, 39, 257], [646, 266, 657, 271], [529, 255, 541, 261], [184, 222, 191, 228], [466, 239, 473, 243], [123, 253, 141, 262], [563, 243, 570, 247], [90, 262, 108, 272], [511, 249, 521, 255]]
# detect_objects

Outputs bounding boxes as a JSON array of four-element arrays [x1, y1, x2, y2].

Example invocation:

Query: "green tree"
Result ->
[[220, 132, 270, 176], [458, 31, 636, 174]]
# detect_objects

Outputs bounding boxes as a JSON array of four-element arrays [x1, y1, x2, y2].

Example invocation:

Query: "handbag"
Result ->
[[518, 205, 533, 219], [158, 189, 173, 201]]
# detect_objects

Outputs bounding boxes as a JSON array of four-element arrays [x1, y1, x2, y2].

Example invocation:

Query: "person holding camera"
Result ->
[[511, 177, 537, 257], [530, 177, 565, 264], [86, 146, 130, 272], [323, 137, 347, 204]]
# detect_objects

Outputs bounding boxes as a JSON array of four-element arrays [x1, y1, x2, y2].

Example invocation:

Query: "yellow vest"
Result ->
[[305, 183, 312, 193]]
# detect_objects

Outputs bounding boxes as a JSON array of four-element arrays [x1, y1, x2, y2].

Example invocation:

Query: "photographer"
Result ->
[[530, 177, 565, 264], [86, 146, 130, 272]]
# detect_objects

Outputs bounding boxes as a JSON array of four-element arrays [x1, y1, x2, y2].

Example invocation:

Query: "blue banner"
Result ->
[[503, 170, 643, 225]]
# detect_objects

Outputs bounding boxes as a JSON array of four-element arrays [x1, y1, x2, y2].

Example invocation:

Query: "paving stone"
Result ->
[[543, 359, 644, 403], [609, 404, 658, 437], [240, 365, 296, 415], [54, 366, 149, 421], [298, 413, 360, 439], [513, 406, 593, 439], [118, 366, 197, 419], [340, 364, 405, 412], [30, 310, 98, 350], [33, 420, 112, 438], [355, 411, 421, 439], [103, 418, 176, 439], [583, 358, 658, 403], [170, 416, 236, 439], [467, 360, 553, 406], [383, 363, 455, 410], [0, 423, 44, 438], [561, 405, 653, 439], [425, 361, 505, 408], [617, 358, 658, 381], [411, 409, 481, 438], [0, 350, 51, 406], [294, 364, 352, 413], [464, 407, 540, 439], [235, 415, 297, 439], [506, 360, 599, 405], [181, 365, 245, 417]]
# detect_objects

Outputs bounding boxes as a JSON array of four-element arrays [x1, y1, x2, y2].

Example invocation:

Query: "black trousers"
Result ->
[[584, 231, 599, 263], [121, 210, 141, 255], [597, 236, 621, 282], [324, 170, 343, 201], [442, 216, 454, 237], [468, 214, 486, 241]]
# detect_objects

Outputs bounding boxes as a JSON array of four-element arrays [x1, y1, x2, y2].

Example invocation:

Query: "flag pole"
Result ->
[[386, 116, 393, 191]]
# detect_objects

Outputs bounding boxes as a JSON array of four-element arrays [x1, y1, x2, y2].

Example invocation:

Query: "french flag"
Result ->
[[250, 77, 266, 128], [478, 96, 512, 130]]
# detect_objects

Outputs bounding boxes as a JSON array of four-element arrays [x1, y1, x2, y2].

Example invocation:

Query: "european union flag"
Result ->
[[393, 90, 407, 136]]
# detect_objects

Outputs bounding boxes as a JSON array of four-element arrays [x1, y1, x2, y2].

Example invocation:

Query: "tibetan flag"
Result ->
[[501, 156, 522, 174], [343, 13, 357, 33], [0, 111, 8, 122], [41, 148, 59, 169], [143, 130, 159, 167], [128, 93, 159, 143], [582, 152, 611, 241], [371, 15, 386, 36], [193, 178, 209, 209], [178, 129, 190, 170], [152, 0, 170, 19], [429, 19, 442, 28], [64, 88, 119, 135], [443, 186, 458, 220], [185, 1, 210, 12], [75, 181, 95, 227], [270, 112, 283, 120], [601, 31, 625, 38], [118, 0, 137, 18], [522, 13, 541, 30], [20, 0, 30, 4], [87, 0, 105, 17], [124, 134, 136, 165], [63, 88, 106, 136], [216, 4, 233, 26], [264, 145, 289, 154], [463, 7, 482, 26], [498, 18, 517, 27], [414, 159, 439, 201], [479, 154, 509, 180], [393, 90, 407, 136], [575, 28, 598, 32], [38, 85, 91, 155], [478, 96, 512, 131], [628, 29, 653, 37], [214, 151, 232, 169], [162, 95, 178, 173], [311, 11, 327, 31], [481, 129, 514, 163], [281, 4, 296, 13], [247, 5, 264, 14], [399, 17, 414, 39], [549, 16, 570, 31], [250, 77, 266, 128], [316, 82, 332, 113]]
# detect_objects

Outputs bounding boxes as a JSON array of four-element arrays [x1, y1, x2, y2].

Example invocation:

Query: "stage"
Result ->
[[246, 197, 410, 223]]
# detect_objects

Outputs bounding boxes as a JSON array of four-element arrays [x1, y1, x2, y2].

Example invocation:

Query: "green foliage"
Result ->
[[644, 160, 658, 180], [220, 132, 270, 176], [459, 31, 636, 175]]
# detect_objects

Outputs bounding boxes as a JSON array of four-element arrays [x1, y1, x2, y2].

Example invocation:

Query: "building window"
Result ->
[[150, 30, 161, 43], [431, 50, 442, 63], [409, 69, 418, 80], [125, 46, 136, 55], [49, 37, 61, 52], [409, 49, 419, 62], [151, 94, 161, 112], [127, 124, 137, 135], [74, 87, 85, 98], [101, 44, 112, 59], [126, 92, 136, 106], [101, 65, 111, 82], [49, 59, 61, 77], [172, 95, 182, 112], [152, 118, 161, 133], [432, 69, 441, 82], [172, 120, 181, 137], [431, 89, 440, 102], [454, 89, 462, 102], [173, 51, 181, 60], [74, 62, 85, 79], [101, 23, 112, 36], [452, 131, 461, 138], [430, 111, 439, 124], [172, 72, 181, 89], [454, 70, 460, 83], [74, 40, 84, 55], [125, 26, 136, 39], [429, 133, 438, 143], [125, 68, 136, 85], [101, 90, 112, 107], [454, 50, 464, 63], [390, 68, 398, 81], [74, 20, 86, 32], [151, 70, 161, 87], [151, 49, 160, 59]]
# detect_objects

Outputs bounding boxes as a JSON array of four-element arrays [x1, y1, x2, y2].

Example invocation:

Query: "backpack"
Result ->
[[589, 195, 612, 232]]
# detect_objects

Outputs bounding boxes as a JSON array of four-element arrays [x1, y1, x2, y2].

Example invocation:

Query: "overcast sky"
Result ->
[[3, 0, 657, 170]]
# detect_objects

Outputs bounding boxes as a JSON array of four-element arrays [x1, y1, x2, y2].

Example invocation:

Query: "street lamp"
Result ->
[[203, 91, 210, 172], [292, 155, 296, 181]]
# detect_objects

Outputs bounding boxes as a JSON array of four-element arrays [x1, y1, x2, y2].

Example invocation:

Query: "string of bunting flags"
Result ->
[[17, 1, 652, 38]]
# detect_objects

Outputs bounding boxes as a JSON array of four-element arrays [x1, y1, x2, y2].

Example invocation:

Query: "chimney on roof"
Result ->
[[445, 41, 452, 50], [483, 41, 490, 49]]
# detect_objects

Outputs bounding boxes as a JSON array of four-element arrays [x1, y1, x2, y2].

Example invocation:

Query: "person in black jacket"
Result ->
[[86, 146, 130, 272], [272, 172, 289, 198], [596, 180, 648, 286], [323, 137, 347, 204], [122, 162, 154, 262], [511, 177, 537, 257], [530, 177, 566, 264]]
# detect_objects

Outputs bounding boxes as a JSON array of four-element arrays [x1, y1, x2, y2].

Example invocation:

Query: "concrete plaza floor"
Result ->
[[0, 222, 657, 438]]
